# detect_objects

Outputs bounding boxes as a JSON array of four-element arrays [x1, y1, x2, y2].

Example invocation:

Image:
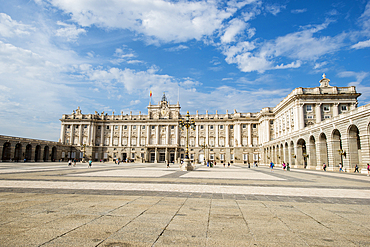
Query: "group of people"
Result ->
[[68, 159, 92, 168], [322, 163, 370, 175], [269, 162, 289, 172]]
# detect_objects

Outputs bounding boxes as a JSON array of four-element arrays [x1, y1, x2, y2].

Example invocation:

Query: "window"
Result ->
[[210, 125, 213, 130], [84, 125, 88, 128], [220, 154, 224, 160], [115, 126, 118, 129], [270, 120, 273, 125], [243, 124, 246, 128], [243, 154, 248, 160], [324, 115, 330, 119], [323, 105, 330, 112], [341, 105, 347, 111], [106, 126, 109, 130], [142, 125, 145, 129], [210, 154, 214, 160], [151, 126, 155, 129], [171, 125, 174, 129], [124, 125, 127, 129], [97, 126, 101, 129], [253, 124, 257, 128], [307, 115, 313, 119], [230, 154, 234, 160], [75, 125, 79, 129], [133, 125, 136, 129], [219, 125, 224, 129], [131, 153, 135, 159], [67, 125, 70, 129], [306, 105, 312, 112], [200, 125, 204, 129], [190, 154, 194, 160], [230, 125, 233, 129]]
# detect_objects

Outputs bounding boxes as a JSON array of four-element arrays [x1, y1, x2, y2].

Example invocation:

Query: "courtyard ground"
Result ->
[[0, 162, 369, 246]]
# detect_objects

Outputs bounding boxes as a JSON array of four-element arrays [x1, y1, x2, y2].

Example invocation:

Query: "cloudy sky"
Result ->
[[1, 0, 370, 141]]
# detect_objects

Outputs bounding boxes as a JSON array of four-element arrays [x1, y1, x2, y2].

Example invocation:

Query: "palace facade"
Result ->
[[2, 75, 370, 171], [56, 75, 370, 171]]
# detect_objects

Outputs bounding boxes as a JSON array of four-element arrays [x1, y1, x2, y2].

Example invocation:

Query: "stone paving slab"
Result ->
[[0, 162, 370, 246]]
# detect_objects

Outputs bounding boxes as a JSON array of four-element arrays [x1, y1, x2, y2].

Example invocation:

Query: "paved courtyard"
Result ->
[[0, 162, 369, 246]]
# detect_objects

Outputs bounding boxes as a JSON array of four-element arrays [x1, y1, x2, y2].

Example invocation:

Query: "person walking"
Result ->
[[323, 163, 327, 171], [339, 163, 343, 172], [354, 164, 359, 173], [68, 159, 72, 166], [223, 162, 225, 167], [167, 160, 170, 168], [88, 159, 92, 168], [367, 163, 370, 176], [228, 162, 230, 167], [270, 162, 274, 172]]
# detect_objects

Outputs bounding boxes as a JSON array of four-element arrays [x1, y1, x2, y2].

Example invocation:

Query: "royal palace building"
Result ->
[[2, 75, 370, 171]]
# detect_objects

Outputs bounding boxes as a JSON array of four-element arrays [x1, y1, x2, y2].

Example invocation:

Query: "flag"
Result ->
[[150, 91, 152, 97]]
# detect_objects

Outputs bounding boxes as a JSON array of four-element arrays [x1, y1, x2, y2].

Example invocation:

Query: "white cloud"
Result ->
[[221, 18, 247, 43], [44, 0, 259, 43], [275, 60, 302, 69], [314, 61, 328, 69], [265, 4, 286, 16], [165, 45, 189, 52], [55, 21, 86, 41], [0, 13, 33, 37], [351, 39, 370, 49], [222, 20, 345, 73], [291, 9, 307, 14]]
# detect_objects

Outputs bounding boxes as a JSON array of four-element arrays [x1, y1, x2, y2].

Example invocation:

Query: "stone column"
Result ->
[[100, 124, 104, 146], [175, 125, 179, 145], [195, 125, 199, 147], [147, 125, 151, 145], [87, 124, 91, 145], [70, 124, 74, 145], [155, 147, 158, 163], [248, 124, 252, 147], [225, 124, 229, 147], [299, 103, 305, 129], [235, 123, 241, 147], [166, 125, 169, 145], [128, 125, 131, 147], [119, 125, 123, 147], [333, 103, 339, 117], [60, 124, 66, 144], [92, 124, 96, 146], [315, 103, 321, 124], [156, 125, 160, 145], [79, 125, 83, 145], [215, 124, 219, 147], [137, 125, 141, 147], [205, 124, 209, 146], [110, 125, 114, 146]]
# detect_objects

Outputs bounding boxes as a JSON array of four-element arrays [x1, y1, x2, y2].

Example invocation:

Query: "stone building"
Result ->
[[2, 75, 370, 171]]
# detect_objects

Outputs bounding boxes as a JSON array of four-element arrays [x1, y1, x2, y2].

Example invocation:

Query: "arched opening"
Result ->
[[25, 144, 32, 162], [348, 125, 361, 168], [2, 142, 11, 161], [290, 141, 295, 167], [319, 133, 328, 167], [332, 129, 343, 168], [43, 146, 49, 162], [51, 146, 57, 162], [297, 139, 307, 168], [308, 136, 316, 168], [35, 145, 41, 162], [14, 143, 22, 162], [284, 142, 289, 165]]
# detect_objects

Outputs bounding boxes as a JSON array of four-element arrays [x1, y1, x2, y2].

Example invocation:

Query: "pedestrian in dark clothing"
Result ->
[[354, 164, 359, 173]]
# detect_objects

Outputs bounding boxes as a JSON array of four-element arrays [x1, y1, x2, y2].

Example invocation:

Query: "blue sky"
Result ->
[[1, 0, 370, 141]]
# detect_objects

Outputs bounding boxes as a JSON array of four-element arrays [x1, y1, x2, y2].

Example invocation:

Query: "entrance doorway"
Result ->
[[169, 153, 175, 163], [159, 153, 165, 162], [121, 153, 127, 161], [150, 153, 155, 163]]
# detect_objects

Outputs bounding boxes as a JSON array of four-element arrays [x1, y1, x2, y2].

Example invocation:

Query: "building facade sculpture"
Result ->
[[2, 75, 370, 171]]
